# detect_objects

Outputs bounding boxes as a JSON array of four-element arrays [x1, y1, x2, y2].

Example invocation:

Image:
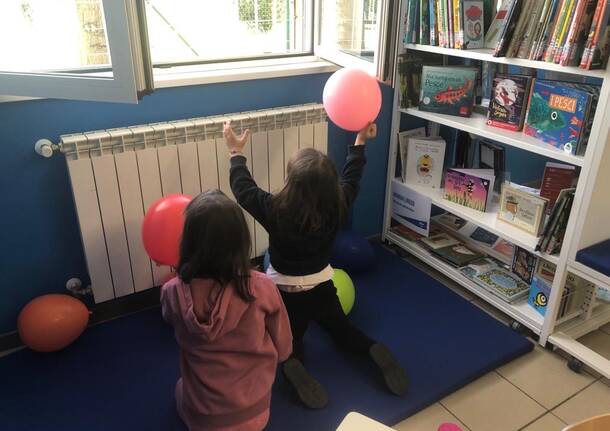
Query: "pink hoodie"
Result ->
[[161, 271, 292, 431]]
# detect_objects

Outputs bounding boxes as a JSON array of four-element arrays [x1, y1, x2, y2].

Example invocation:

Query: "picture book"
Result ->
[[492, 238, 516, 261], [420, 0, 431, 44], [512, 246, 539, 283], [528, 275, 551, 315], [435, 212, 468, 231], [460, 256, 505, 279], [421, 232, 461, 249], [505, 0, 532, 57], [478, 140, 506, 192], [493, 0, 524, 56], [470, 227, 500, 247], [463, 1, 485, 48], [390, 222, 425, 242], [485, 0, 518, 49], [398, 127, 427, 182], [515, 0, 546, 58], [405, 137, 446, 188], [431, 243, 485, 267], [563, 0, 597, 66], [561, 81, 600, 155], [539, 162, 576, 210], [487, 74, 533, 131], [536, 187, 575, 252], [498, 184, 549, 236], [419, 66, 477, 117], [443, 168, 496, 212], [536, 258, 557, 283], [474, 267, 531, 302], [524, 80, 591, 155]]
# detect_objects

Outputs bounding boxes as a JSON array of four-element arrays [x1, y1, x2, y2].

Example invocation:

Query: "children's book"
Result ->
[[460, 257, 503, 279], [536, 187, 575, 251], [431, 243, 485, 267], [435, 212, 469, 231], [398, 127, 427, 182], [419, 66, 478, 117], [564, 0, 598, 65], [539, 162, 576, 210], [474, 267, 531, 302], [528, 275, 552, 315], [493, 0, 524, 56], [443, 168, 496, 212], [512, 246, 539, 283], [485, 0, 518, 49], [421, 232, 461, 249], [515, 0, 546, 58], [478, 140, 506, 192], [492, 238, 516, 261], [498, 184, 548, 236], [524, 80, 591, 155], [487, 74, 533, 131], [470, 227, 500, 247], [505, 0, 531, 57], [561, 81, 600, 155], [405, 137, 446, 188], [463, 1, 485, 48]]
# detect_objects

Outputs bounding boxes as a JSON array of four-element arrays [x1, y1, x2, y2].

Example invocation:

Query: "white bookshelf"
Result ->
[[403, 181, 559, 264], [384, 2, 610, 379], [401, 108, 585, 166], [404, 44, 607, 79]]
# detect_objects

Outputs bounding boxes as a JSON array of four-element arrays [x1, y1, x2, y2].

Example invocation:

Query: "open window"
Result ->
[[314, 0, 399, 82], [0, 0, 153, 103]]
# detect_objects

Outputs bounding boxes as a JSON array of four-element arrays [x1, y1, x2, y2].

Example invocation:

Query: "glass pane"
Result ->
[[320, 0, 378, 62], [145, 0, 311, 64], [0, 0, 111, 74]]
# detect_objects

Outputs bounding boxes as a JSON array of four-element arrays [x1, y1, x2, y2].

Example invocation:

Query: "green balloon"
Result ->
[[332, 269, 355, 315]]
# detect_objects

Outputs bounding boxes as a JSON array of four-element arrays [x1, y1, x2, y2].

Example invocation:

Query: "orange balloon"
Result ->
[[18, 294, 89, 352]]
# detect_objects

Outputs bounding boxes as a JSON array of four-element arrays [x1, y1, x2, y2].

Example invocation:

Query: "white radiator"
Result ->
[[61, 104, 328, 303]]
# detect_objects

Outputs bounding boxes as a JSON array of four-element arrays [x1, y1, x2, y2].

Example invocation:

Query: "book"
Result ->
[[405, 137, 447, 188], [485, 0, 517, 49], [478, 140, 506, 192], [494, 0, 523, 56], [515, 0, 546, 58], [430, 0, 439, 45], [398, 127, 427, 182], [470, 226, 500, 247], [421, 232, 461, 249], [474, 267, 531, 302], [561, 81, 600, 155], [588, 1, 610, 68], [421, 0, 431, 44], [505, 0, 532, 57], [431, 243, 485, 266], [559, 0, 593, 64], [564, 0, 598, 65], [533, 0, 563, 60], [546, 192, 574, 253], [448, 0, 455, 47], [390, 223, 425, 242], [545, 0, 577, 62], [443, 168, 496, 212], [581, 0, 610, 68], [487, 74, 533, 131], [463, 1, 485, 48], [419, 66, 477, 117], [498, 184, 549, 236], [528, 275, 552, 315], [493, 238, 516, 261], [536, 187, 574, 252], [539, 162, 576, 210], [460, 256, 505, 279], [512, 246, 538, 283], [524, 80, 591, 155], [435, 212, 469, 231]]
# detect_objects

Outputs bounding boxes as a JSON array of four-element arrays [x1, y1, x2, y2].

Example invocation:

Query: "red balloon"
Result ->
[[142, 194, 192, 267], [323, 68, 382, 132], [18, 294, 89, 352]]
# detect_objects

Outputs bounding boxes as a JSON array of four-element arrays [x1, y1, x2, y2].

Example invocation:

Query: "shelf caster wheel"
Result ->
[[510, 320, 524, 333], [544, 342, 555, 352], [567, 357, 584, 374]]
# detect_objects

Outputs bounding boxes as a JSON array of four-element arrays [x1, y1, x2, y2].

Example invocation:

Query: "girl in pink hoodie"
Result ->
[[161, 190, 292, 431]]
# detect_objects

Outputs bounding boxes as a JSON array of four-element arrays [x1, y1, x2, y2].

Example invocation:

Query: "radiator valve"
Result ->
[[35, 139, 57, 158]]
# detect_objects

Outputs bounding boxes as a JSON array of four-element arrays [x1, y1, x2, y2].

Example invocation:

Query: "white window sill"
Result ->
[[0, 57, 339, 103]]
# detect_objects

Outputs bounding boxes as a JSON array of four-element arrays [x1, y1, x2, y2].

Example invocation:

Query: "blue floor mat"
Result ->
[[0, 244, 532, 431]]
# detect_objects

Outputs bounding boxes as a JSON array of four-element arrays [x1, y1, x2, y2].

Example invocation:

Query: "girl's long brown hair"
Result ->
[[178, 190, 253, 301], [271, 148, 346, 233]]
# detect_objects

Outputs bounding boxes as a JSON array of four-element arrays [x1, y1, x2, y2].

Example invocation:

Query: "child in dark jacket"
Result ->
[[224, 121, 408, 409], [161, 190, 292, 430]]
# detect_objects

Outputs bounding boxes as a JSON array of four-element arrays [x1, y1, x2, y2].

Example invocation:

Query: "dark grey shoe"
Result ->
[[369, 343, 409, 396], [282, 358, 329, 409]]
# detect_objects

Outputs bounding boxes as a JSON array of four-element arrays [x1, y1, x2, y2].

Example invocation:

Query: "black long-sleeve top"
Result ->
[[229, 145, 366, 276]]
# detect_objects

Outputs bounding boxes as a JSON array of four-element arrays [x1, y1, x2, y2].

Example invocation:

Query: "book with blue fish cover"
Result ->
[[419, 66, 478, 117], [524, 79, 592, 155]]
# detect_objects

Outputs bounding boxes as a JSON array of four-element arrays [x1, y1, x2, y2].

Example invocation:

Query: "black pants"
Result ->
[[280, 280, 374, 363]]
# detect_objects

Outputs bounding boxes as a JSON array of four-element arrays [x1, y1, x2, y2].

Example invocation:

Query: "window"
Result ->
[[0, 0, 395, 103], [0, 0, 151, 103], [144, 0, 312, 64]]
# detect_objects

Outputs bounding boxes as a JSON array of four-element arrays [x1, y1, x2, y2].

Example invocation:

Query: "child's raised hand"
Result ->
[[355, 122, 377, 146], [223, 121, 251, 154]]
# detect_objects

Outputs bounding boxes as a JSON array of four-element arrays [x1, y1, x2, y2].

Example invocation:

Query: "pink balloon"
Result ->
[[323, 68, 382, 132], [438, 423, 464, 431]]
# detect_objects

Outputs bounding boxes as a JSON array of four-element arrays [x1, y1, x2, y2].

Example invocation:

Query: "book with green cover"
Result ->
[[419, 66, 477, 117]]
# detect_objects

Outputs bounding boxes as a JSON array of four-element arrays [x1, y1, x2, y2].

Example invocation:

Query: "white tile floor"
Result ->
[[392, 249, 610, 431]]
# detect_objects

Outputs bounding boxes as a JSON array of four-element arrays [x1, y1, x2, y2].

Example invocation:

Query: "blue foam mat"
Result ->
[[0, 244, 532, 430]]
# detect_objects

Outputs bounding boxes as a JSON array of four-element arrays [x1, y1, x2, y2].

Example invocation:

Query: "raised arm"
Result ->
[[341, 123, 376, 210], [225, 121, 272, 227]]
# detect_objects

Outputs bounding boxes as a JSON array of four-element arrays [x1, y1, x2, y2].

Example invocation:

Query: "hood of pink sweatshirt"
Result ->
[[179, 278, 250, 342]]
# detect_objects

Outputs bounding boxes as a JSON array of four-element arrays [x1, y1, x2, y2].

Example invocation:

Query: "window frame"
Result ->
[[0, 0, 146, 104]]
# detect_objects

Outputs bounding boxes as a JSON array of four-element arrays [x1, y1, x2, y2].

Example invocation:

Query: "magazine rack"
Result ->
[[382, 0, 610, 377]]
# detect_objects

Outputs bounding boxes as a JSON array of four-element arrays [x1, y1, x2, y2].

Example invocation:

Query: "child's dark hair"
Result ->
[[178, 190, 253, 301], [271, 148, 346, 233]]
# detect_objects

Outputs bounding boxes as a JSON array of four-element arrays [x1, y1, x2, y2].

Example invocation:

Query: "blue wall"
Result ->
[[0, 73, 393, 335]]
